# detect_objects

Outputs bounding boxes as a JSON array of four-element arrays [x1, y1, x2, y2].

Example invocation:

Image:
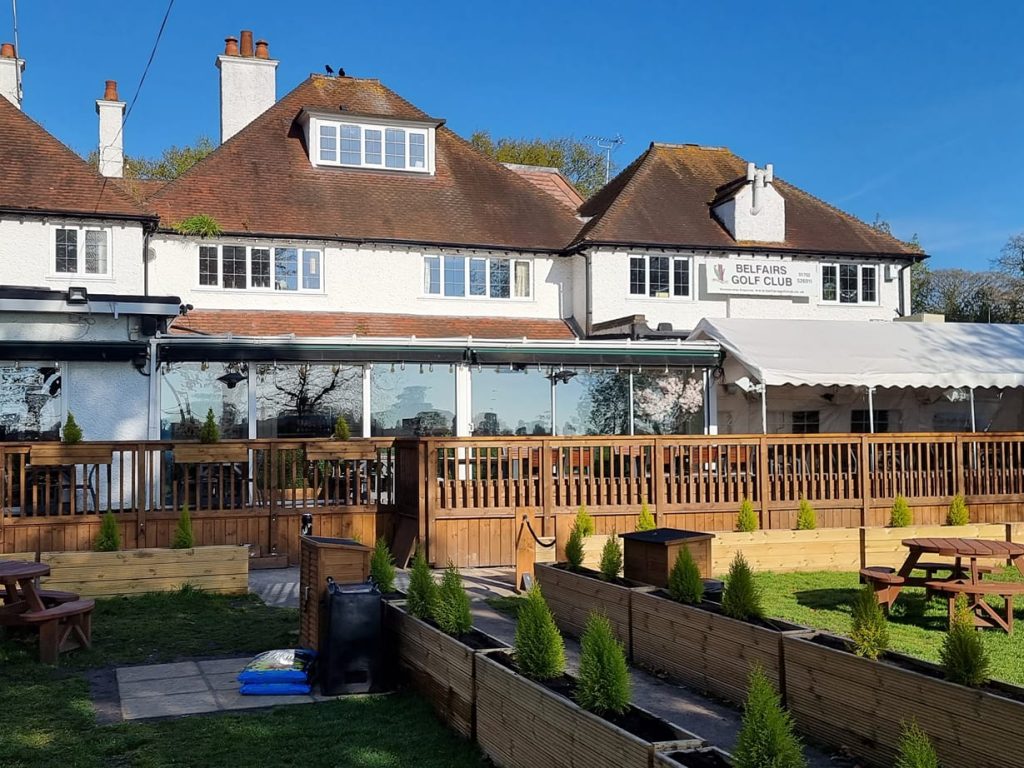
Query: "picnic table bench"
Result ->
[[925, 578, 1024, 633]]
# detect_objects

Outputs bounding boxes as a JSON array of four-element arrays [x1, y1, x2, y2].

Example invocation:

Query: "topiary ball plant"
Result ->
[[573, 505, 595, 537], [733, 664, 807, 768], [62, 412, 84, 444], [406, 546, 437, 620], [565, 524, 585, 571], [369, 536, 397, 594], [721, 552, 764, 622], [947, 494, 969, 526], [94, 511, 121, 552], [737, 498, 759, 532], [795, 498, 817, 530], [575, 612, 631, 716], [198, 408, 220, 444], [668, 546, 704, 604], [635, 503, 656, 532], [850, 583, 889, 660], [171, 503, 195, 549], [433, 561, 472, 637], [890, 494, 912, 527], [894, 719, 939, 768], [940, 593, 990, 686], [514, 584, 565, 681], [598, 532, 622, 581], [333, 414, 351, 441]]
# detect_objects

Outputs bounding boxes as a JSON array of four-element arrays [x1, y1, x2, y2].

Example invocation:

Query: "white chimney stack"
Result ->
[[712, 162, 786, 243], [96, 80, 125, 178], [216, 30, 278, 144], [0, 42, 25, 109]]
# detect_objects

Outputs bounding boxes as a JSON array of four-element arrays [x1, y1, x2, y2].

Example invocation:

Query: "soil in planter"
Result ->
[[417, 618, 506, 651], [807, 632, 1024, 704], [552, 563, 647, 589], [648, 589, 805, 633], [661, 750, 732, 768], [489, 651, 680, 743]]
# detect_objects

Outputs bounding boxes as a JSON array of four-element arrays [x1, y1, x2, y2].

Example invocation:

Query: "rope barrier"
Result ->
[[520, 515, 555, 548]]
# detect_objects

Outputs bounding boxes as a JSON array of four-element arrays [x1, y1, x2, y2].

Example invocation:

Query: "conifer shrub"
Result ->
[[433, 561, 472, 636], [795, 498, 817, 530], [406, 546, 437, 620], [947, 494, 969, 526], [573, 505, 595, 536], [514, 584, 565, 681], [198, 408, 220, 444], [62, 412, 83, 444], [598, 532, 622, 581], [733, 665, 807, 768], [575, 612, 631, 716], [94, 511, 121, 552], [894, 719, 939, 768], [850, 583, 889, 660], [890, 493, 912, 527], [721, 553, 763, 622], [940, 593, 990, 686], [171, 504, 194, 549], [667, 546, 704, 604], [565, 524, 585, 571], [635, 503, 656, 532], [333, 414, 351, 441], [737, 498, 759, 532], [369, 536, 397, 594]]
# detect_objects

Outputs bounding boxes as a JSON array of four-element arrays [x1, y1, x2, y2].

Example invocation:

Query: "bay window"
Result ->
[[628, 254, 690, 298], [424, 255, 532, 299], [821, 264, 877, 304], [197, 244, 323, 292]]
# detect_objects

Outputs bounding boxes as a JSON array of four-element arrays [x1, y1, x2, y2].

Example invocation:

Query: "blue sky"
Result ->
[[3, 1, 1020, 270]]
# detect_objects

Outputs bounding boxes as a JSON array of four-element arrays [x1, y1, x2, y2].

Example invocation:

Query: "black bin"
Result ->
[[319, 578, 382, 695]]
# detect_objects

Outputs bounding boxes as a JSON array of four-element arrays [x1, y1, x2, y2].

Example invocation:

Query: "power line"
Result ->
[[115, 0, 176, 141]]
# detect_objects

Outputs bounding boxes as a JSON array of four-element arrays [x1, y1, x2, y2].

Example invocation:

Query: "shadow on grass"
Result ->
[[794, 587, 949, 632]]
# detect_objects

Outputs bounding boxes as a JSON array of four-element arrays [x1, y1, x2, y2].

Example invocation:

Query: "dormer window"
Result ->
[[307, 112, 435, 173]]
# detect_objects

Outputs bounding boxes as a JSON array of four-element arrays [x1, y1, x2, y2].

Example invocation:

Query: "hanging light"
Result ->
[[400, 362, 405, 371], [390, 363, 395, 372], [419, 364, 424, 374], [428, 363, 433, 373]]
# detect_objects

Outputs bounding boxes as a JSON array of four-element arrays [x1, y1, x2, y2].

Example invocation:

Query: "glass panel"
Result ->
[[851, 409, 888, 433], [629, 257, 645, 295], [673, 259, 689, 297], [221, 245, 247, 289], [649, 256, 670, 297], [443, 255, 465, 296], [385, 128, 406, 169], [371, 366, 455, 436], [84, 230, 108, 274], [409, 132, 426, 169], [256, 364, 362, 437], [791, 410, 820, 434], [839, 264, 859, 303], [424, 256, 440, 294], [251, 248, 271, 288], [489, 258, 510, 298], [0, 364, 61, 440], [302, 250, 321, 290], [514, 261, 530, 297], [340, 124, 361, 165], [472, 368, 551, 436], [469, 258, 487, 296], [55, 228, 77, 273], [318, 124, 337, 163], [822, 265, 837, 301], [861, 266, 877, 303], [199, 245, 218, 286], [633, 373, 704, 434], [554, 371, 630, 436], [365, 129, 383, 165], [275, 247, 298, 291], [160, 362, 248, 440]]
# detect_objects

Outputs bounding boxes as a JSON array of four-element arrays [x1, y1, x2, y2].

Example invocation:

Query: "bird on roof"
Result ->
[[337, 67, 346, 77], [324, 65, 334, 75]]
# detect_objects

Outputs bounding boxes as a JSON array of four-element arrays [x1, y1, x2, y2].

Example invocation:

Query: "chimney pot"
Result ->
[[224, 36, 239, 56], [255, 39, 269, 59], [102, 79, 119, 101], [0, 43, 14, 59], [240, 30, 254, 57]]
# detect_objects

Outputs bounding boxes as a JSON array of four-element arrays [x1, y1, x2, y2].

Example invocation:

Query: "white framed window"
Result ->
[[821, 263, 878, 304], [313, 117, 431, 173], [197, 244, 323, 292], [53, 226, 111, 277], [423, 255, 531, 299], [628, 254, 691, 298]]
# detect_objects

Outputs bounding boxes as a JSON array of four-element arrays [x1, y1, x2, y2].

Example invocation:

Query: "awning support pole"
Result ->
[[970, 388, 977, 432], [628, 372, 635, 436], [760, 384, 767, 435], [550, 377, 557, 436], [867, 386, 875, 434]]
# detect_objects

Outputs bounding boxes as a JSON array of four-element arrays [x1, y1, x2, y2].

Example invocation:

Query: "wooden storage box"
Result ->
[[620, 528, 714, 587], [298, 535, 371, 650]]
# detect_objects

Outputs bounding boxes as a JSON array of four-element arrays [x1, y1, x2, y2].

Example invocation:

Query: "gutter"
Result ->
[[564, 239, 930, 262], [0, 206, 158, 225]]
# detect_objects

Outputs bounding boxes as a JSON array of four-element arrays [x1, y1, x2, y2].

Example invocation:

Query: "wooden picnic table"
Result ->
[[0, 559, 50, 615]]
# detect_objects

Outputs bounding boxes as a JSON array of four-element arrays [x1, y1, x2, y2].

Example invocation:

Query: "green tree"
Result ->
[[635, 503, 656, 532], [894, 720, 939, 768], [722, 553, 763, 622], [171, 504, 194, 549], [514, 585, 566, 680], [369, 537, 397, 594], [733, 665, 807, 768], [795, 498, 817, 530], [947, 494, 969, 526], [94, 512, 122, 552], [198, 408, 220, 444], [575, 612, 631, 716], [598, 533, 622, 581], [62, 412, 83, 444], [890, 494, 912, 527], [737, 499, 759, 532], [667, 547, 704, 604], [433, 562, 472, 636], [573, 506, 595, 537], [406, 546, 437, 620], [470, 131, 609, 199], [85, 136, 214, 180], [941, 593, 990, 686], [850, 584, 889, 660]]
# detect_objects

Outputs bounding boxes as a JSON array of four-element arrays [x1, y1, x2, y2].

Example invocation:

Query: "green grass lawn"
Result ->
[[0, 589, 487, 768], [755, 566, 1024, 686]]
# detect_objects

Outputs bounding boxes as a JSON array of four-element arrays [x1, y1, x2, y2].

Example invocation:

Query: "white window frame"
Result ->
[[195, 244, 325, 294], [820, 263, 879, 305], [311, 117, 433, 174], [51, 225, 112, 278], [422, 254, 533, 301], [627, 253, 692, 299]]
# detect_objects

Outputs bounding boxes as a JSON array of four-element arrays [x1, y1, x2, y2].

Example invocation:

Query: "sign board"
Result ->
[[706, 257, 816, 298]]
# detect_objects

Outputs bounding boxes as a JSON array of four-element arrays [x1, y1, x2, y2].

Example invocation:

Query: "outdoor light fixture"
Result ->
[[390, 363, 395, 372], [547, 370, 577, 385], [66, 286, 88, 305], [419, 364, 424, 374], [178, 303, 194, 316], [217, 371, 246, 389]]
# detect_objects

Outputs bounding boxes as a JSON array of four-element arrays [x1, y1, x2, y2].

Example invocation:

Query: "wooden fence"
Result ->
[[4, 432, 1024, 568]]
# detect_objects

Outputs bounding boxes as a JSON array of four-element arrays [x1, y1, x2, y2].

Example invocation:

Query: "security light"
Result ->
[[66, 286, 88, 305], [218, 371, 246, 389]]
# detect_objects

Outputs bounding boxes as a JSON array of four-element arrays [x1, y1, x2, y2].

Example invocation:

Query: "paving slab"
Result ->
[[214, 689, 315, 710], [205, 671, 244, 691], [121, 691, 219, 720], [116, 661, 201, 684], [119, 675, 209, 699], [198, 657, 250, 675]]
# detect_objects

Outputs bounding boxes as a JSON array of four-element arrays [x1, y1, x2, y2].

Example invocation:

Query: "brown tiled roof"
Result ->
[[0, 96, 151, 219], [503, 163, 584, 210], [575, 143, 923, 257], [169, 309, 576, 340], [149, 75, 581, 251], [113, 178, 170, 204]]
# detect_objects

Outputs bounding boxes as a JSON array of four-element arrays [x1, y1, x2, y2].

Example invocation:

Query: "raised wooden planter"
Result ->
[[305, 440, 378, 461], [783, 633, 1024, 768], [475, 650, 703, 768], [25, 545, 250, 598], [535, 562, 649, 653], [656, 746, 733, 767], [29, 442, 114, 466], [172, 442, 250, 464], [631, 589, 809, 707], [386, 602, 507, 739]]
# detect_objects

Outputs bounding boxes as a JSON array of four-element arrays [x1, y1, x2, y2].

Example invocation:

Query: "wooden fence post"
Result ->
[[954, 434, 966, 497], [135, 443, 147, 548], [268, 442, 279, 558], [758, 436, 770, 529], [860, 435, 871, 527], [652, 437, 665, 525], [514, 509, 536, 593], [0, 445, 6, 554], [423, 440, 436, 564], [542, 439, 554, 545]]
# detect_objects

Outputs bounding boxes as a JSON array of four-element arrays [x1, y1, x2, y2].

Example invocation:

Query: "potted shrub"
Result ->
[[369, 537, 402, 598], [29, 412, 114, 467], [475, 587, 702, 768], [631, 552, 808, 707], [171, 504, 194, 549], [636, 503, 656, 532], [173, 409, 249, 464], [736, 498, 758, 532]]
